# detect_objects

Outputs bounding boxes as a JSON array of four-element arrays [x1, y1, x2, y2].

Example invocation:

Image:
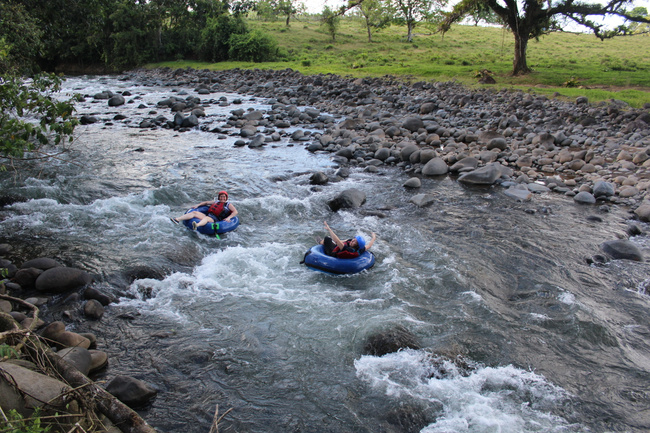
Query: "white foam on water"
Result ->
[[355, 349, 584, 433]]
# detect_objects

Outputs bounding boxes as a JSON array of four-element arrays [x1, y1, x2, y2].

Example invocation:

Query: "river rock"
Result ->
[[574, 191, 596, 204], [402, 116, 424, 132], [11, 267, 43, 290], [21, 258, 62, 270], [105, 375, 158, 408], [410, 194, 437, 207], [108, 95, 125, 107], [41, 321, 66, 341], [600, 240, 644, 262], [89, 349, 109, 373], [84, 299, 105, 320], [403, 177, 421, 188], [310, 171, 329, 185], [592, 181, 614, 198], [363, 325, 421, 356], [34, 267, 92, 293], [400, 144, 420, 161], [55, 331, 91, 349], [327, 189, 366, 211], [458, 163, 503, 185], [449, 156, 479, 172], [634, 204, 650, 222], [504, 185, 532, 201], [421, 157, 448, 176], [0, 362, 80, 418], [84, 287, 112, 306], [55, 347, 93, 376]]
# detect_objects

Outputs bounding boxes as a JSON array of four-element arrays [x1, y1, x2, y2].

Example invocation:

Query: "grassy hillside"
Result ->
[[150, 17, 650, 107]]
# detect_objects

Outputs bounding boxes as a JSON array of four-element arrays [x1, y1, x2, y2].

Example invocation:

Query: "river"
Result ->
[[1, 74, 650, 433]]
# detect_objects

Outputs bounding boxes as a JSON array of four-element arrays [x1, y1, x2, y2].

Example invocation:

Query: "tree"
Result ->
[[442, 0, 650, 75], [0, 74, 79, 161], [0, 1, 43, 75], [391, 0, 448, 42], [321, 6, 341, 41], [628, 7, 650, 34], [357, 0, 394, 42]]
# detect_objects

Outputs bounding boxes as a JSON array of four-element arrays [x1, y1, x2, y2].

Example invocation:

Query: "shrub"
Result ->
[[301, 59, 311, 66], [228, 29, 279, 62]]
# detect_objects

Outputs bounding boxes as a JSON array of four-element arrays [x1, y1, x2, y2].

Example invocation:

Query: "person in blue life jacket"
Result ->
[[320, 221, 376, 259], [171, 190, 238, 230]]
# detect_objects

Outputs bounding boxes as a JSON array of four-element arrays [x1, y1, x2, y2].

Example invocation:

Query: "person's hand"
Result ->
[[324, 221, 331, 230]]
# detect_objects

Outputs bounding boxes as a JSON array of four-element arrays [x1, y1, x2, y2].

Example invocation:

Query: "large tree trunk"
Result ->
[[407, 20, 414, 42], [512, 29, 532, 75]]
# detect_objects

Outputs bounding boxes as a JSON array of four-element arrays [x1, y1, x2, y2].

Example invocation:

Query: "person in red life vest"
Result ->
[[170, 190, 238, 230], [320, 221, 376, 258]]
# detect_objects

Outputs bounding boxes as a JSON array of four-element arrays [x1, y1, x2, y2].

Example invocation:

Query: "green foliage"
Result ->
[[0, 74, 79, 159], [320, 6, 340, 41], [200, 14, 248, 62], [228, 29, 280, 62], [2, 409, 51, 433], [0, 2, 43, 75], [0, 344, 20, 359]]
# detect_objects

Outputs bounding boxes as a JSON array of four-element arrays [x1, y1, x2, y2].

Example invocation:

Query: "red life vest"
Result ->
[[207, 201, 231, 220], [332, 239, 361, 259]]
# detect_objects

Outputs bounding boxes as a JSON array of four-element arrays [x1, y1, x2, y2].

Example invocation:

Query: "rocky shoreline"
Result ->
[[119, 67, 650, 221], [2, 67, 650, 432]]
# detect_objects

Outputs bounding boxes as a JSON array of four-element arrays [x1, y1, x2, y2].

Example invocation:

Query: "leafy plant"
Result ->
[[1, 409, 51, 433], [0, 73, 79, 160], [0, 344, 20, 359], [563, 76, 580, 87]]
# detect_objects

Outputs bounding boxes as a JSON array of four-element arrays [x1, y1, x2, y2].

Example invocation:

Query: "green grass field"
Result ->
[[149, 17, 650, 107]]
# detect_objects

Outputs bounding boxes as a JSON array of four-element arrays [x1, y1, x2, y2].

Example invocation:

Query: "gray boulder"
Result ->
[[458, 163, 503, 185], [403, 177, 421, 188], [402, 117, 424, 132], [55, 347, 92, 376], [327, 189, 366, 211], [21, 258, 62, 270], [108, 95, 126, 107], [449, 157, 480, 172], [310, 171, 329, 185], [421, 157, 448, 176], [410, 194, 437, 207], [0, 362, 79, 418], [574, 191, 596, 204], [593, 180, 615, 198], [600, 240, 644, 262], [105, 375, 158, 408], [504, 185, 532, 201], [34, 267, 92, 293]]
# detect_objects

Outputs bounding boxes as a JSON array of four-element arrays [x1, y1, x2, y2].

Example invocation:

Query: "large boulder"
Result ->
[[34, 267, 92, 293], [421, 157, 448, 176], [457, 163, 503, 185], [105, 375, 158, 408], [327, 189, 366, 212], [0, 362, 80, 418], [21, 258, 62, 270], [363, 325, 421, 356], [600, 240, 644, 262]]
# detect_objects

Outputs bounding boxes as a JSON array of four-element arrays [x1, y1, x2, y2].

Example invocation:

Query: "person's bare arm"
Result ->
[[225, 203, 238, 221], [324, 221, 345, 249], [365, 232, 377, 250]]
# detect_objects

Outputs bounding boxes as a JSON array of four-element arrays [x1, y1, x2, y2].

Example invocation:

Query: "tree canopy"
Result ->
[[442, 0, 650, 75]]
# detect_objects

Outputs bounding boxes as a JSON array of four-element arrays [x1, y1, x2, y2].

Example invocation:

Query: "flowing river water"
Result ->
[[2, 75, 650, 433]]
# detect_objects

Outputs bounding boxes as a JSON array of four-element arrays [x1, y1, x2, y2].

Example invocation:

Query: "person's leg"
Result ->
[[175, 211, 206, 222], [322, 236, 337, 256], [195, 215, 215, 228]]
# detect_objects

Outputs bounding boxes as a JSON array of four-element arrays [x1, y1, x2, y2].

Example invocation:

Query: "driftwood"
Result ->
[[0, 294, 157, 433]]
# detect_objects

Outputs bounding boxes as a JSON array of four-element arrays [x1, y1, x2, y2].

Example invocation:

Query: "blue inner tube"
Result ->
[[302, 244, 375, 275], [181, 206, 240, 236]]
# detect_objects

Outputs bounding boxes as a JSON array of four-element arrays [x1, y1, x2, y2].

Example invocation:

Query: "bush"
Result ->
[[199, 14, 248, 62], [0, 74, 79, 160], [228, 29, 279, 62]]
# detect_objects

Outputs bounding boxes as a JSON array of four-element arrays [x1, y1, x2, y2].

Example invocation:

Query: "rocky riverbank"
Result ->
[[117, 67, 650, 219]]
